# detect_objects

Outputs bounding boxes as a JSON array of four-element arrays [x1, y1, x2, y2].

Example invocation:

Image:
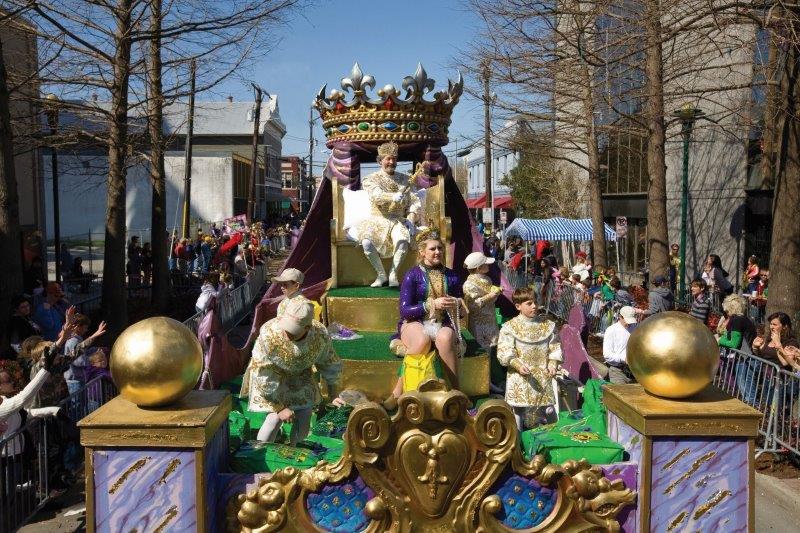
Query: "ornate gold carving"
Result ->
[[235, 380, 635, 532]]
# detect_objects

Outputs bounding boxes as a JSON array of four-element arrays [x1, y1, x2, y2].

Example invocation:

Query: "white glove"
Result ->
[[392, 192, 404, 203]]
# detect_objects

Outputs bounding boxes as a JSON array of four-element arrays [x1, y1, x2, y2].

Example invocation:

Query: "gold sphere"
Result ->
[[627, 311, 719, 398], [110, 317, 203, 407]]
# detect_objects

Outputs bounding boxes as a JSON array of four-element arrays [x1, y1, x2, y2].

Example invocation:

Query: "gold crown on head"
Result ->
[[377, 141, 399, 160], [415, 227, 440, 246], [313, 63, 463, 146]]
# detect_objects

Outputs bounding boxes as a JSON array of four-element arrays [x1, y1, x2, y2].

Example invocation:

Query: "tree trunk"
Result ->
[[580, 62, 607, 268], [101, 0, 133, 339], [643, 0, 669, 278], [766, 12, 800, 321], [0, 34, 24, 351], [148, 0, 169, 313]]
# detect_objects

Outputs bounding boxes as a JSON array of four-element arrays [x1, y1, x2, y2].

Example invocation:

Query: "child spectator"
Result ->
[[744, 256, 760, 293], [689, 279, 712, 324], [63, 315, 107, 392], [497, 287, 562, 431]]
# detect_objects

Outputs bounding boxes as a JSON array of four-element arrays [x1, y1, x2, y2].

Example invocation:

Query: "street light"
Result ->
[[672, 104, 706, 301], [45, 94, 61, 283]]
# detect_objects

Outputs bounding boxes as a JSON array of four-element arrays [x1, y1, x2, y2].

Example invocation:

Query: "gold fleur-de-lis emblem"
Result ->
[[416, 442, 449, 499]]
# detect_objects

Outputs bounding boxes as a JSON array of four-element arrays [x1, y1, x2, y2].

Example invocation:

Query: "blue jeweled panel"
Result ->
[[489, 472, 559, 529], [306, 474, 375, 533]]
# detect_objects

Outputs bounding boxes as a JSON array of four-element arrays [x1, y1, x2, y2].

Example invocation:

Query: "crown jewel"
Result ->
[[314, 63, 463, 146]]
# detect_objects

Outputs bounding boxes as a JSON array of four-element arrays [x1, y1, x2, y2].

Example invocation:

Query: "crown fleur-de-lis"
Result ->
[[341, 63, 376, 99], [402, 63, 436, 102]]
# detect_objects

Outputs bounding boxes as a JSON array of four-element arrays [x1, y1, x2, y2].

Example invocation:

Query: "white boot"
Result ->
[[388, 244, 407, 287], [365, 249, 387, 287]]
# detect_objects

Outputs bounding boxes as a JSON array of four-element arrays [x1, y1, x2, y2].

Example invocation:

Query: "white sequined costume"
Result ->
[[463, 273, 501, 349]]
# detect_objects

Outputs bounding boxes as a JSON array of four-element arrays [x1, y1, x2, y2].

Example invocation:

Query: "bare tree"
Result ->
[[5, 0, 300, 337], [0, 31, 23, 351], [764, 3, 800, 319]]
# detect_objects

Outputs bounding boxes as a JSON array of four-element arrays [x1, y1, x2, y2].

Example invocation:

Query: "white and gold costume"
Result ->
[[351, 169, 422, 258], [462, 273, 501, 349], [497, 315, 562, 408], [240, 319, 342, 413], [276, 291, 311, 317]]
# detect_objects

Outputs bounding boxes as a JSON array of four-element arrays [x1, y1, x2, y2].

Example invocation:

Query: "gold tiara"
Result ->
[[415, 227, 440, 245]]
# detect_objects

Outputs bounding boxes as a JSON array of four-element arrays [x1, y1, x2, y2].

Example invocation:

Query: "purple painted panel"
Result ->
[[650, 438, 749, 532], [92, 449, 197, 532], [560, 324, 601, 383], [607, 411, 643, 465], [602, 463, 639, 533], [205, 422, 229, 531]]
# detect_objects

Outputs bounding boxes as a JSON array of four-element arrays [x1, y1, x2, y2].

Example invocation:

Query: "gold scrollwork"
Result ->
[[235, 379, 635, 532]]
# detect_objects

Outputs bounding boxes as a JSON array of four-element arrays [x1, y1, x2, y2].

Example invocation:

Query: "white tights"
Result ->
[[256, 408, 312, 445]]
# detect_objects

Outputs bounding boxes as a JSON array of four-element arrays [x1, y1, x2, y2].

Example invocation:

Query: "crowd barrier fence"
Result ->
[[0, 376, 116, 532]]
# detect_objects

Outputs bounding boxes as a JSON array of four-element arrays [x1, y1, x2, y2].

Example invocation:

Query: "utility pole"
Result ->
[[248, 84, 264, 222], [308, 106, 314, 213], [181, 59, 196, 239], [482, 62, 494, 230], [45, 95, 61, 283]]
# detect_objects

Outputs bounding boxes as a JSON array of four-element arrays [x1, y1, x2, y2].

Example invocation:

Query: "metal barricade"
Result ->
[[773, 368, 800, 457], [0, 376, 116, 532], [713, 348, 782, 457], [1, 418, 48, 533]]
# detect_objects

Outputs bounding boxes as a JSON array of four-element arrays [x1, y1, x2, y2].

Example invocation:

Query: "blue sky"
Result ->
[[213, 0, 486, 170]]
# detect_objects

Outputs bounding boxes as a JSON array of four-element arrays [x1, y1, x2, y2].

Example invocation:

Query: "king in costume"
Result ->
[[351, 141, 422, 287]]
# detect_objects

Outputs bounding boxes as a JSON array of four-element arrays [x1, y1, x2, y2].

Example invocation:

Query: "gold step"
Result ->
[[324, 289, 401, 332]]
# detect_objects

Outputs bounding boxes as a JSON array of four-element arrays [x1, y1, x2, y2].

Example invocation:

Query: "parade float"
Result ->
[[78, 65, 762, 532]]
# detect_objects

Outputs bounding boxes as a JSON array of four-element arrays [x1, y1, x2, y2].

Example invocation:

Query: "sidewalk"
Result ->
[[755, 473, 800, 531]]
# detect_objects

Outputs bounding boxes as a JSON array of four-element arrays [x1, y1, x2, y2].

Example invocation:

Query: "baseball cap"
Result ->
[[653, 275, 667, 285], [576, 251, 587, 258], [273, 268, 304, 284], [620, 306, 638, 324], [278, 299, 314, 336], [463, 251, 495, 270]]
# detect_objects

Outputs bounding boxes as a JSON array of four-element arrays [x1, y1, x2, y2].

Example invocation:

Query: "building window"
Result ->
[[282, 171, 293, 188]]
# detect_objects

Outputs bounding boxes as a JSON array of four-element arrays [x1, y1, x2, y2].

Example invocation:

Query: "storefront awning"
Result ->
[[466, 193, 514, 209]]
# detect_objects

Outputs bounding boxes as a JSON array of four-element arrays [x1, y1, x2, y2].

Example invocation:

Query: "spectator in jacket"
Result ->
[[6, 296, 41, 354], [702, 254, 733, 296], [635, 275, 674, 318], [33, 283, 71, 341]]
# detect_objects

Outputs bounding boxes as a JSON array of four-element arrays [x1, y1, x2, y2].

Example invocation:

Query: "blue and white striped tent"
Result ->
[[504, 217, 617, 242]]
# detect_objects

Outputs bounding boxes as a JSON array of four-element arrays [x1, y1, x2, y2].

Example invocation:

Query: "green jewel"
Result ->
[[407, 121, 420, 132], [357, 122, 370, 132]]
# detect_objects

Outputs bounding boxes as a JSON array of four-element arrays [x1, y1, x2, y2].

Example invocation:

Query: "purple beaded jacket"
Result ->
[[396, 264, 463, 335]]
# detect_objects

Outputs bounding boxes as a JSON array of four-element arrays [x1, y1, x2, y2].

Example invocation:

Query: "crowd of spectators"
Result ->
[[2, 284, 111, 503]]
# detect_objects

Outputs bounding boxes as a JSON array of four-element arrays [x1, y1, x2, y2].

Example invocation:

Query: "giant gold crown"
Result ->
[[314, 63, 463, 146]]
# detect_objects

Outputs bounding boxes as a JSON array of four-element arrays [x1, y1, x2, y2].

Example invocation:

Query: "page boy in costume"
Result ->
[[351, 141, 422, 287], [241, 299, 343, 445], [462, 251, 502, 350], [273, 268, 309, 317], [497, 287, 562, 431]]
